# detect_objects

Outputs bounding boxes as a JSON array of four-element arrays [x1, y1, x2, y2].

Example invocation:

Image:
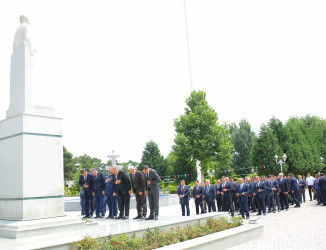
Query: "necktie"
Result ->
[[84, 176, 86, 181], [132, 173, 135, 180], [241, 184, 243, 190], [206, 186, 209, 194]]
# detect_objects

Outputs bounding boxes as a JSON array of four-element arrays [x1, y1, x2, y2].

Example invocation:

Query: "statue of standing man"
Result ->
[[13, 15, 36, 56]]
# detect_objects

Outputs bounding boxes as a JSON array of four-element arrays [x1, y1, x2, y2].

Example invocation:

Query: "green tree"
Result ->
[[173, 90, 233, 175], [139, 140, 168, 176], [166, 151, 196, 184], [74, 154, 105, 172], [63, 147, 77, 180], [250, 124, 284, 175], [230, 119, 256, 176]]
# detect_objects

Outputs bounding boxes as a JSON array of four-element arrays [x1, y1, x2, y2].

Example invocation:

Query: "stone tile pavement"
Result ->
[[226, 197, 326, 250]]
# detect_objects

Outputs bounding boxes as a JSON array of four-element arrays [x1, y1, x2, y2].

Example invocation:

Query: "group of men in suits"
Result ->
[[313, 173, 326, 206], [179, 172, 326, 220], [78, 165, 161, 220]]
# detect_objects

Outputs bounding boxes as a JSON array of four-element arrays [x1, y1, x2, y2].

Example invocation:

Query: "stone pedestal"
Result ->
[[0, 114, 64, 220]]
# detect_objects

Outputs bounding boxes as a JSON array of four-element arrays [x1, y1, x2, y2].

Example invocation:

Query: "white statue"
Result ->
[[13, 15, 36, 55]]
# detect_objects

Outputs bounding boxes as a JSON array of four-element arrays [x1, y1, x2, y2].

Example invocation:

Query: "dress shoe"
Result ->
[[257, 213, 262, 216], [294, 205, 300, 208], [145, 216, 154, 220], [94, 216, 101, 219], [273, 211, 276, 213], [115, 216, 123, 220], [154, 215, 158, 220], [111, 216, 117, 219], [122, 216, 129, 220], [83, 216, 91, 219], [246, 217, 250, 220], [263, 213, 266, 216], [133, 215, 142, 220], [100, 216, 104, 219]]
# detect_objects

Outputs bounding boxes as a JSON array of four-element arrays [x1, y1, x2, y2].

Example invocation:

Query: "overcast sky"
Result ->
[[0, 0, 325, 163]]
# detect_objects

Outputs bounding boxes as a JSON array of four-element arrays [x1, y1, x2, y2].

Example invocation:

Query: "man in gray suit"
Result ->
[[142, 165, 160, 220]]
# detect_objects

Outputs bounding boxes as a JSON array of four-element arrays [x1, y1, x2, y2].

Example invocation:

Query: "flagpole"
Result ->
[[183, 0, 194, 92]]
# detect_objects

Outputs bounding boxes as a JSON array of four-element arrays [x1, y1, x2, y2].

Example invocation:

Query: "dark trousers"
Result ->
[[233, 195, 239, 211], [135, 193, 147, 216], [321, 190, 326, 204], [118, 194, 130, 217], [300, 189, 305, 202], [266, 193, 275, 212], [315, 189, 321, 203], [181, 199, 190, 216], [239, 200, 249, 218], [257, 197, 266, 214], [105, 195, 118, 217], [280, 193, 289, 209], [308, 185, 313, 200], [95, 192, 105, 217], [222, 196, 234, 216], [250, 195, 256, 212], [205, 198, 216, 212], [216, 196, 223, 211], [84, 191, 94, 217], [195, 198, 204, 214], [274, 193, 281, 211], [148, 192, 159, 217], [293, 190, 301, 206]]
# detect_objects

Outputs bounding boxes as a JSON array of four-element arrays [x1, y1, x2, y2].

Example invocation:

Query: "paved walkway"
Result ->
[[226, 197, 326, 250]]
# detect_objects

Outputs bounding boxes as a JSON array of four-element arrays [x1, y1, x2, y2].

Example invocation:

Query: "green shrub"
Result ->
[[167, 184, 177, 194], [72, 217, 243, 250]]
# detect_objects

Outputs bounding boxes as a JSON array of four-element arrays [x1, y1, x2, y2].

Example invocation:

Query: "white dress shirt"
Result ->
[[306, 176, 315, 186]]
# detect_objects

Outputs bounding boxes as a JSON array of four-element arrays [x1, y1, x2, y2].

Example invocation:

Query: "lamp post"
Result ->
[[275, 154, 287, 172], [207, 169, 215, 179]]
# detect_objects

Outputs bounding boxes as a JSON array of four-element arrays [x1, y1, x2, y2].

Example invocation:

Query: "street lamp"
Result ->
[[207, 169, 215, 179], [275, 154, 287, 172]]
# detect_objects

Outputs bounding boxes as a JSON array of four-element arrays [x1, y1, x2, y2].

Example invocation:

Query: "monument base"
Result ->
[[0, 216, 97, 239], [0, 114, 64, 220]]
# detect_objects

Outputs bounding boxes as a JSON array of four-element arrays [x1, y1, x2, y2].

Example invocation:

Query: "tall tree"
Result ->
[[250, 124, 284, 175], [230, 119, 256, 176], [173, 90, 233, 175], [139, 140, 168, 176]]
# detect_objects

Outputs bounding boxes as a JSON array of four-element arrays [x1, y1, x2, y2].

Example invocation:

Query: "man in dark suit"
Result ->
[[236, 178, 250, 219], [220, 176, 234, 217], [178, 180, 190, 216], [91, 168, 106, 218], [104, 166, 118, 219], [255, 176, 266, 216], [273, 175, 281, 212], [278, 173, 289, 210], [112, 166, 131, 220], [215, 179, 223, 212], [79, 169, 94, 218], [142, 165, 161, 220], [249, 176, 257, 212], [203, 179, 216, 212], [298, 175, 306, 203], [128, 165, 147, 219], [229, 178, 238, 212], [288, 173, 301, 208], [265, 175, 276, 213], [193, 180, 204, 215], [318, 173, 326, 206]]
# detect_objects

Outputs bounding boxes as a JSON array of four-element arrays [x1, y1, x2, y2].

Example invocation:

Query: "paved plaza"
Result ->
[[226, 196, 326, 250]]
